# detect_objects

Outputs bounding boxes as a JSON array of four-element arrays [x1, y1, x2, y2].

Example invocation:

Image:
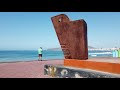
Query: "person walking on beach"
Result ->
[[38, 47, 43, 61], [118, 48, 120, 58], [112, 49, 116, 58], [115, 48, 118, 58]]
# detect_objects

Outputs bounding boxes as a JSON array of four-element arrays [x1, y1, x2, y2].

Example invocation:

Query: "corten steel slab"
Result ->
[[64, 58, 120, 74], [51, 14, 88, 60], [50, 14, 120, 75]]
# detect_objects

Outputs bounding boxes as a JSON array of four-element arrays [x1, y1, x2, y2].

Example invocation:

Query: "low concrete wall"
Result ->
[[44, 64, 120, 78]]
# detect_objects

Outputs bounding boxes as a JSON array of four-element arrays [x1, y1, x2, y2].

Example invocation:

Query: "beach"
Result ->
[[0, 60, 63, 78], [1, 58, 120, 78]]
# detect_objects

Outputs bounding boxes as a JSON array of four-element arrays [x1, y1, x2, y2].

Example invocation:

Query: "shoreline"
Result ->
[[1, 57, 120, 64], [0, 59, 64, 64]]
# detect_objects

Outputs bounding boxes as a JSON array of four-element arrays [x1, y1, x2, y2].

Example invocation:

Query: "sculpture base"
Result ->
[[64, 57, 120, 74], [44, 64, 120, 78]]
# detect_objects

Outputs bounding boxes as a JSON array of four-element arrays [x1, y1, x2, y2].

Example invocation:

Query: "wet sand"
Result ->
[[0, 60, 63, 78]]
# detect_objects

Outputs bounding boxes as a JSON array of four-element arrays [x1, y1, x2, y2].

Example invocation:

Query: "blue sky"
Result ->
[[0, 12, 120, 50]]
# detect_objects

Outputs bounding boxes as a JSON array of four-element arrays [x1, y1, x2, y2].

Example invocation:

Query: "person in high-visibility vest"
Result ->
[[112, 49, 116, 57], [118, 48, 120, 58], [38, 47, 43, 61], [115, 49, 118, 58]]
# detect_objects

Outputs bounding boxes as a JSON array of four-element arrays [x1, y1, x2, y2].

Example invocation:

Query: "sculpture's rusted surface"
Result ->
[[51, 14, 88, 60]]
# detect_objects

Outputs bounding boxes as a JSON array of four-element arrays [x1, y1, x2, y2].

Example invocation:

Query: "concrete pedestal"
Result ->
[[44, 58, 120, 78], [44, 64, 120, 78]]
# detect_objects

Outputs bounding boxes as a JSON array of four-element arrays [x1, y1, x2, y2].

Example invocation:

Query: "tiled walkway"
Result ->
[[0, 60, 63, 78]]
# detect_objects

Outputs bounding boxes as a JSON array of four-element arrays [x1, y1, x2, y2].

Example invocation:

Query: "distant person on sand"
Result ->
[[38, 47, 43, 61], [112, 49, 116, 57], [118, 48, 120, 58]]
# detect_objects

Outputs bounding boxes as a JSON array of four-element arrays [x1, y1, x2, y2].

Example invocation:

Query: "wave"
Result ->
[[89, 52, 112, 55], [90, 55, 97, 56]]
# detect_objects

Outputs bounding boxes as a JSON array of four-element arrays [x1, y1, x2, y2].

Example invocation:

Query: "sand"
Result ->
[[0, 60, 63, 78]]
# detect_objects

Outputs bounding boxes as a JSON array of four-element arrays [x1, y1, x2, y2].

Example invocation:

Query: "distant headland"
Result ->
[[47, 46, 96, 51], [47, 46, 116, 51]]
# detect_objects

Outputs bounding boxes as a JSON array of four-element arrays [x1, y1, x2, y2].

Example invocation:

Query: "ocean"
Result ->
[[0, 50, 113, 62]]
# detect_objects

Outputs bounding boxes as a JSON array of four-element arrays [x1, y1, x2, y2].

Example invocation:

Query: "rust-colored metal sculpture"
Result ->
[[44, 14, 120, 77], [51, 14, 88, 60]]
